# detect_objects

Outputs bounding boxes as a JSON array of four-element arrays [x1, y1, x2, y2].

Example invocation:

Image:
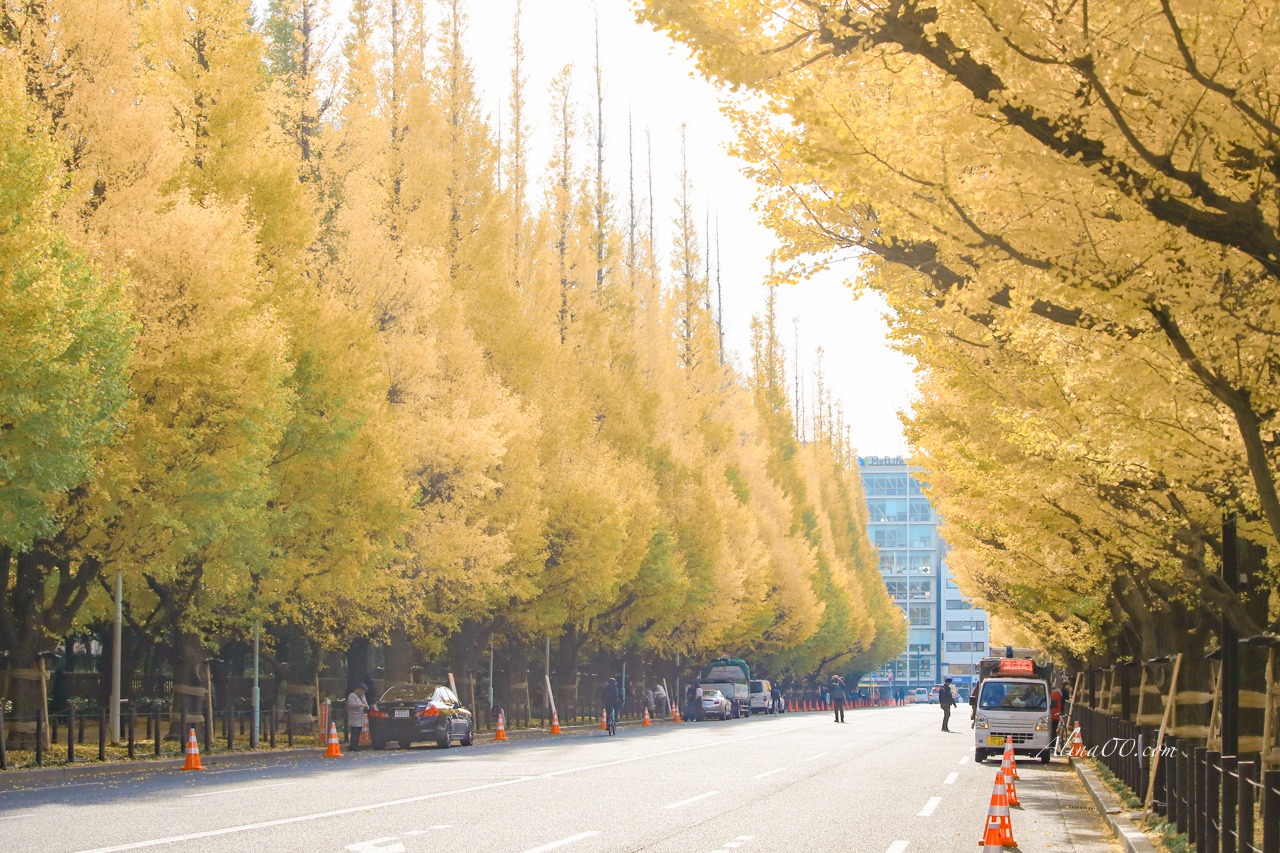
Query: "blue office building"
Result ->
[[858, 456, 991, 696]]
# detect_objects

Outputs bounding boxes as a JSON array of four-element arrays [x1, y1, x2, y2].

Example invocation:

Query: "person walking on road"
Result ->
[[830, 675, 846, 723], [939, 676, 957, 731], [346, 683, 368, 750]]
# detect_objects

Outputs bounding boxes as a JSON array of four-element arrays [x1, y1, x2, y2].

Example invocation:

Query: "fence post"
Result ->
[[1166, 735, 1178, 826], [98, 708, 106, 761], [127, 706, 136, 760], [1193, 746, 1206, 848], [1238, 761, 1255, 853], [286, 708, 293, 747], [1262, 769, 1279, 853], [67, 706, 75, 764], [154, 708, 161, 756], [1221, 755, 1237, 853], [225, 708, 233, 751], [204, 704, 212, 753], [1206, 750, 1220, 853], [36, 712, 44, 766], [1177, 740, 1190, 837], [270, 705, 276, 748], [0, 706, 7, 770]]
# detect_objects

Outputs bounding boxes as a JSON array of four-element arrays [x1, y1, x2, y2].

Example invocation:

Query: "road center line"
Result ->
[[185, 781, 302, 798], [663, 790, 718, 809], [958, 755, 969, 764], [886, 842, 909, 853], [518, 830, 600, 853], [0, 813, 37, 820], [73, 721, 825, 853], [943, 772, 958, 785], [917, 796, 942, 817], [751, 768, 783, 779], [804, 752, 828, 761]]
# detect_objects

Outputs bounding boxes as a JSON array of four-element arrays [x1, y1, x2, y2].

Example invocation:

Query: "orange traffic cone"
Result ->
[[979, 767, 1017, 848], [672, 702, 682, 723], [551, 710, 561, 734], [1070, 723, 1086, 758], [600, 709, 608, 731], [359, 717, 371, 745], [182, 728, 205, 770], [642, 707, 652, 727], [1000, 743, 1020, 806], [1002, 740, 1020, 781], [324, 722, 343, 757], [494, 711, 507, 741]]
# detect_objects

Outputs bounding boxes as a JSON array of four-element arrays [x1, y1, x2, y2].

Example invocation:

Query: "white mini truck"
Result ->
[[972, 655, 1055, 764]]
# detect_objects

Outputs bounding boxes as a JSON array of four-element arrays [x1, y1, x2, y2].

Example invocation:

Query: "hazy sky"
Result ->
[[325, 0, 919, 454]]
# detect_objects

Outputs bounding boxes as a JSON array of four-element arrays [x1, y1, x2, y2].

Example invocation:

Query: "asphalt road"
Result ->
[[0, 705, 1118, 853]]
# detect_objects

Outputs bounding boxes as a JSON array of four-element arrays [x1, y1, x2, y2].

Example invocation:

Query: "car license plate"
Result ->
[[395, 709, 410, 718], [986, 736, 1007, 746]]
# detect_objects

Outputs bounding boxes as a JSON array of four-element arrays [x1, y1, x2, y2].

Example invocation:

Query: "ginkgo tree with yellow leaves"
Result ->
[[0, 0, 904, 747], [640, 0, 1280, 664]]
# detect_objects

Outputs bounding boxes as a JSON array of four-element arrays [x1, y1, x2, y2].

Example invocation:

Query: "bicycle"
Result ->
[[606, 705, 618, 736]]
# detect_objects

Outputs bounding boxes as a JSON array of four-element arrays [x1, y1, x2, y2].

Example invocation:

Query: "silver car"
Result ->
[[702, 689, 733, 720]]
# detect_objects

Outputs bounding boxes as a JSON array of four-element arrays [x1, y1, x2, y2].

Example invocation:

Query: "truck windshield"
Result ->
[[979, 682, 1048, 711]]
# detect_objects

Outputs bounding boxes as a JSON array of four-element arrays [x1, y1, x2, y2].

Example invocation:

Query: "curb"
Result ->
[[1071, 758, 1158, 853], [0, 745, 328, 789]]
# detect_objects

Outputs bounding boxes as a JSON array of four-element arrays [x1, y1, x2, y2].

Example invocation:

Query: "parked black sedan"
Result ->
[[367, 684, 475, 749]]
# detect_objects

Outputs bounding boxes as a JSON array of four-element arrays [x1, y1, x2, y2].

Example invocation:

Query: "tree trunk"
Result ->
[[166, 631, 209, 741]]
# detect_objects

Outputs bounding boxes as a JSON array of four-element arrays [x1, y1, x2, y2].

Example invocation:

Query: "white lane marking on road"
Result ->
[[735, 837, 754, 841], [663, 790, 719, 809], [958, 755, 969, 764], [944, 771, 958, 785], [518, 830, 600, 853], [751, 768, 783, 779], [886, 842, 909, 853], [804, 752, 828, 761], [0, 813, 37, 820], [185, 781, 302, 798], [71, 722, 825, 853], [917, 796, 942, 817], [345, 839, 405, 852]]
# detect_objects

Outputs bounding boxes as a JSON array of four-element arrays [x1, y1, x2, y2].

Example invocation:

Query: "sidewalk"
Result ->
[[1003, 759, 1123, 853]]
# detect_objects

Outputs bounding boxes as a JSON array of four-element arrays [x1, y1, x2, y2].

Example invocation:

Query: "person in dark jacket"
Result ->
[[939, 676, 957, 731], [830, 675, 847, 723]]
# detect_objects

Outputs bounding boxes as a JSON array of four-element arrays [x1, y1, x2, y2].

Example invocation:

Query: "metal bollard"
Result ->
[[226, 708, 233, 751], [270, 706, 277, 748], [127, 706, 136, 760], [98, 708, 106, 761], [154, 709, 162, 757], [67, 706, 76, 764], [204, 707, 212, 753], [286, 709, 293, 747], [0, 707, 7, 770], [36, 713, 44, 767], [78, 709, 85, 745]]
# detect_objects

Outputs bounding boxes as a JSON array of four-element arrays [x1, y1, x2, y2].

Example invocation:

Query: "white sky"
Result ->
[[320, 0, 919, 455]]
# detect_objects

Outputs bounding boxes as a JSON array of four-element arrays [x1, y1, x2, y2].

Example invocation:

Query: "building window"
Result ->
[[909, 498, 932, 522], [946, 620, 986, 632], [864, 473, 910, 496], [908, 642, 931, 653], [871, 525, 907, 548], [868, 498, 909, 523], [945, 642, 986, 652], [884, 580, 907, 599], [945, 578, 959, 588], [909, 658, 932, 679], [909, 529, 933, 549], [909, 578, 933, 600], [948, 664, 974, 677], [879, 552, 905, 573], [945, 599, 975, 610], [909, 603, 933, 626]]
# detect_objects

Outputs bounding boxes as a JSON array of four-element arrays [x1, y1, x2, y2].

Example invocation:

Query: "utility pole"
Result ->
[[110, 571, 121, 744]]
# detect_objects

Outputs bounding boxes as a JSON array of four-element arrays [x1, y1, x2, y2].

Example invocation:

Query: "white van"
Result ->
[[973, 658, 1054, 763], [749, 679, 773, 714]]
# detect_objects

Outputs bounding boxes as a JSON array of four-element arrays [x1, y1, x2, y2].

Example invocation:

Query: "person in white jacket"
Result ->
[[346, 684, 368, 750]]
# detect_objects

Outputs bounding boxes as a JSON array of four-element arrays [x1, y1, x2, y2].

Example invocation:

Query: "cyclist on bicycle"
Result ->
[[603, 677, 623, 734]]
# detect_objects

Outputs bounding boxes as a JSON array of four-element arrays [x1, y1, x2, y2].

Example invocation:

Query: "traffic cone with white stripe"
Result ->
[[494, 711, 507, 741], [1070, 723, 1086, 758], [182, 727, 205, 770], [600, 708, 608, 731], [551, 710, 561, 734], [1002, 739, 1020, 781], [642, 707, 652, 727], [979, 767, 1017, 848], [359, 717, 371, 745], [999, 741, 1020, 806], [323, 722, 343, 757], [672, 702, 682, 723]]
